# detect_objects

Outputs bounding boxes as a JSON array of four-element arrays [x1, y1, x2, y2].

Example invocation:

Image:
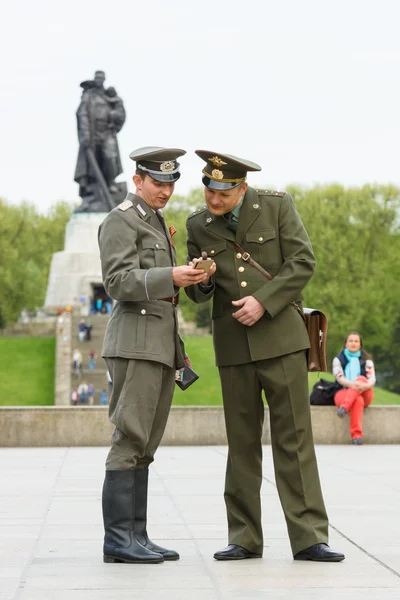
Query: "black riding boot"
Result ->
[[134, 468, 180, 561], [102, 470, 163, 564]]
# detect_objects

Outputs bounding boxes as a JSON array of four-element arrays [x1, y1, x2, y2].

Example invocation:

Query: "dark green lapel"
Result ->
[[205, 214, 236, 242], [236, 187, 262, 245]]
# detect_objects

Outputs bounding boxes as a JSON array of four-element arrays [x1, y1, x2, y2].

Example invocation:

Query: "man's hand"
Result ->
[[172, 265, 210, 288], [184, 356, 192, 368], [189, 260, 217, 286], [232, 296, 265, 326]]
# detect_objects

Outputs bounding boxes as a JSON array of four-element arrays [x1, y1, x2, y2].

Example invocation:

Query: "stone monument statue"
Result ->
[[45, 70, 127, 309], [74, 70, 127, 212]]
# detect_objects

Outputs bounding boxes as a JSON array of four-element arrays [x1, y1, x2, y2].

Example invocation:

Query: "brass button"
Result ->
[[253, 203, 259, 209], [258, 236, 263, 242], [238, 266, 245, 272], [241, 281, 247, 288], [236, 253, 242, 259], [206, 217, 212, 223], [140, 309, 146, 315], [155, 243, 159, 249], [210, 250, 215, 255]]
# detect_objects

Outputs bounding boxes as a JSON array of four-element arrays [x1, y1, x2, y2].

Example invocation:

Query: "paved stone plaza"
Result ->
[[1, 444, 400, 600]]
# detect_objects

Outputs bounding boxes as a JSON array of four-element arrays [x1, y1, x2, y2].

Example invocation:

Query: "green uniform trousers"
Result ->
[[219, 350, 329, 556], [104, 358, 175, 470]]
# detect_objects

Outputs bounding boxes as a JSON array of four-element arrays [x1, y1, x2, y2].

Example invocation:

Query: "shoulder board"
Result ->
[[117, 200, 133, 211], [256, 189, 286, 197], [187, 205, 208, 220]]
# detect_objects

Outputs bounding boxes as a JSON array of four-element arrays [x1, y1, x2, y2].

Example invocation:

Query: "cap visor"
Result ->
[[149, 172, 181, 183], [202, 176, 242, 191]]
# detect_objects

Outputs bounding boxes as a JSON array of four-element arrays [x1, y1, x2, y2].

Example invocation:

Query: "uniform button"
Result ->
[[241, 281, 247, 288], [210, 250, 215, 255], [206, 217, 212, 223], [238, 266, 245, 272], [258, 236, 263, 242], [236, 253, 242, 259], [253, 203, 259, 209], [140, 309, 146, 315], [155, 243, 159, 249]]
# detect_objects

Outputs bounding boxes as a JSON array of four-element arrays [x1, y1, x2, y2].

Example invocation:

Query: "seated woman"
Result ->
[[332, 332, 375, 445]]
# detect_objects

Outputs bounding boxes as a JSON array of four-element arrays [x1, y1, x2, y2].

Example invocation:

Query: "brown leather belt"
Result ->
[[160, 294, 180, 305]]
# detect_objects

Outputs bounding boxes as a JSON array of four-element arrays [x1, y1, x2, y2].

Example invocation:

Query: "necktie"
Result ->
[[224, 211, 238, 233]]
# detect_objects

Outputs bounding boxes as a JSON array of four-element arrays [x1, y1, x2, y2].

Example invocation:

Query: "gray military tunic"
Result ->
[[98, 193, 185, 470]]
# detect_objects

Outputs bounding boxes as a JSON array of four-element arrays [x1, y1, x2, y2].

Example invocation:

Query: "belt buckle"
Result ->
[[242, 252, 250, 261]]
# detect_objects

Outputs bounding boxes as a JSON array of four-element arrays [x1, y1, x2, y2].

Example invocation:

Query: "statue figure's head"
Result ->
[[94, 70, 106, 88], [105, 86, 117, 98]]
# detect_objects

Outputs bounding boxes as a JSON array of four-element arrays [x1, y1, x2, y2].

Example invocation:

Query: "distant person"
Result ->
[[85, 318, 93, 341], [80, 297, 89, 317], [78, 381, 89, 404], [72, 348, 83, 376], [105, 298, 113, 314], [333, 331, 375, 445], [100, 389, 108, 406], [88, 383, 96, 405], [89, 350, 97, 370], [95, 298, 103, 313], [71, 389, 79, 406], [78, 320, 86, 343]]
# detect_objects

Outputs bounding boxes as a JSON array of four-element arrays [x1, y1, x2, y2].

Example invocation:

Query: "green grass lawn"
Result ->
[[0, 338, 55, 406], [174, 336, 400, 406], [0, 335, 398, 407]]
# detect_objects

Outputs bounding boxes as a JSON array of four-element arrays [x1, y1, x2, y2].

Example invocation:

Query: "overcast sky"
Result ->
[[1, 0, 399, 212]]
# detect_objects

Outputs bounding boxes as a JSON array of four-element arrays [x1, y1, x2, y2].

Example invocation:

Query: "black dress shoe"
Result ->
[[352, 437, 363, 445], [294, 543, 345, 562], [214, 544, 262, 561]]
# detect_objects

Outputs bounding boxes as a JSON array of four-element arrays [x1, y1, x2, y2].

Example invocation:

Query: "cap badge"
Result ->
[[160, 161, 175, 172], [209, 156, 227, 167], [212, 169, 224, 179]]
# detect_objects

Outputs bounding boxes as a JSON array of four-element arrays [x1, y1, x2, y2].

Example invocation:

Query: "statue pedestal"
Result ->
[[45, 213, 108, 309]]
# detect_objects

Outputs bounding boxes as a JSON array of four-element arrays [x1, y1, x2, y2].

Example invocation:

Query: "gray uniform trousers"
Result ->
[[105, 357, 175, 470], [219, 349, 329, 556]]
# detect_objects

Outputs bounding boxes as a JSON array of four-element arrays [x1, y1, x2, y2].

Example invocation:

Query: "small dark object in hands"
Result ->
[[175, 366, 199, 391]]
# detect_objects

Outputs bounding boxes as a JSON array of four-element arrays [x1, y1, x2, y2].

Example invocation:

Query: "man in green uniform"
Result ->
[[185, 150, 344, 562], [98, 147, 208, 564]]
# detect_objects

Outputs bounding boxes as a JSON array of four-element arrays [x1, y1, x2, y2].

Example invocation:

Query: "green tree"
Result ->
[[0, 199, 72, 325]]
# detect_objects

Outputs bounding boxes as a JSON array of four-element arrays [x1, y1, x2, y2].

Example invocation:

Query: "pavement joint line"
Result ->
[[262, 469, 400, 580], [11, 447, 70, 600], [214, 446, 400, 578], [154, 456, 225, 600], [328, 523, 400, 580]]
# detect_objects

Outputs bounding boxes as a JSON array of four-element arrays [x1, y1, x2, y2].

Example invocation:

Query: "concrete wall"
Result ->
[[1, 405, 399, 447], [0, 322, 56, 337], [55, 313, 72, 406]]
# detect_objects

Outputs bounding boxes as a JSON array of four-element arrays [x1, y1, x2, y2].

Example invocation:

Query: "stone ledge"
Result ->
[[1, 405, 399, 447]]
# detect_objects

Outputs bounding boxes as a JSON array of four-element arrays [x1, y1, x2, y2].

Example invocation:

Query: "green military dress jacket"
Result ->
[[185, 187, 315, 367], [98, 192, 185, 369]]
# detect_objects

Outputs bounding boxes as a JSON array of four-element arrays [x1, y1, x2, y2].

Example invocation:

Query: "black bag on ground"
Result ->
[[310, 379, 338, 406]]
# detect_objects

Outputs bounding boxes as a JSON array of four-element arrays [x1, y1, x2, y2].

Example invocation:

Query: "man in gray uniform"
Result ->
[[98, 147, 208, 564]]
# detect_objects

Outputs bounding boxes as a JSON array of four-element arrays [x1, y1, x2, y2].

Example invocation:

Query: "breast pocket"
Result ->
[[200, 241, 232, 274], [118, 304, 164, 355], [141, 239, 169, 267], [245, 229, 281, 264]]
